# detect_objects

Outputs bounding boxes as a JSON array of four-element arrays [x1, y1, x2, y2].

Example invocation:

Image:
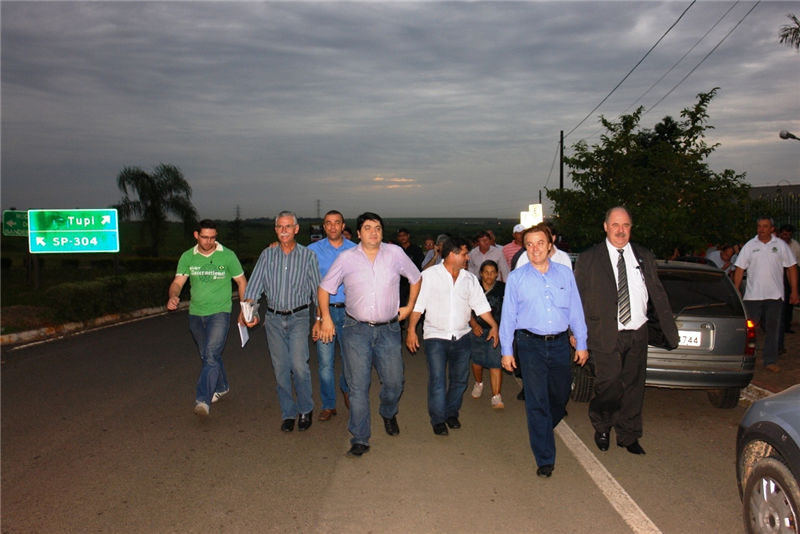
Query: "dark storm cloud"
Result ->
[[2, 2, 798, 220]]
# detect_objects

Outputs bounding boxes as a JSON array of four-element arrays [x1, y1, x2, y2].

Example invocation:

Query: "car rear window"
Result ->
[[657, 268, 745, 317]]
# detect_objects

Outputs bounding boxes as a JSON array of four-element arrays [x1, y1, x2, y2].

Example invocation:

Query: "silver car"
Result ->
[[737, 384, 800, 534], [571, 261, 755, 409]]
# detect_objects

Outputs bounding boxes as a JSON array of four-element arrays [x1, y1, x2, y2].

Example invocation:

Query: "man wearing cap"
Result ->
[[241, 211, 321, 433], [503, 224, 526, 269]]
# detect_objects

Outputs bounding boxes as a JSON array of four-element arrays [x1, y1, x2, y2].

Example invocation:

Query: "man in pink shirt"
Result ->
[[319, 212, 422, 457]]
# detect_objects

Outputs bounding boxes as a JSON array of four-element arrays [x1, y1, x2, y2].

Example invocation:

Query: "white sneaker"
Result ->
[[212, 389, 229, 403], [194, 401, 210, 416], [491, 394, 504, 409], [471, 382, 484, 398]]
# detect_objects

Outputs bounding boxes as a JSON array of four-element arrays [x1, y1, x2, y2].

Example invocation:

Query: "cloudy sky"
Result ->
[[2, 1, 798, 221]]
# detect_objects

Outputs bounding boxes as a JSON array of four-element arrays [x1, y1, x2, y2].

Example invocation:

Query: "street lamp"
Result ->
[[780, 130, 799, 141]]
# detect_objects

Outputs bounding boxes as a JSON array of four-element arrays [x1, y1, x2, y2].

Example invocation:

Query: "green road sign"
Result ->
[[3, 210, 29, 237], [28, 209, 120, 254]]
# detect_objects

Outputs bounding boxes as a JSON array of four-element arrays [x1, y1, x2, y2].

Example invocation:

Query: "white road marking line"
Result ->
[[556, 422, 662, 534]]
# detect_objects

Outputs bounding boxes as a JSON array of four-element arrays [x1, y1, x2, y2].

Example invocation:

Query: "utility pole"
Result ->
[[559, 130, 564, 190], [315, 199, 322, 219]]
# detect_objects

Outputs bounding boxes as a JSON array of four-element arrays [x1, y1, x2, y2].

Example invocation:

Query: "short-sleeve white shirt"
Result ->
[[413, 264, 491, 341], [735, 235, 797, 301]]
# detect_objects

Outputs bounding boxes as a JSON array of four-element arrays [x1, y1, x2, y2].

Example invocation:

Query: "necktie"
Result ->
[[617, 249, 631, 325]]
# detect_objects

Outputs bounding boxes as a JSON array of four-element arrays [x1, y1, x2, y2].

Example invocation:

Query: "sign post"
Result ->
[[3, 210, 29, 237], [28, 209, 120, 254]]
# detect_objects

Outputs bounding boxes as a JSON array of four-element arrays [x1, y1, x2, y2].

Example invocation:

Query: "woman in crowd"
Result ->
[[469, 260, 506, 408]]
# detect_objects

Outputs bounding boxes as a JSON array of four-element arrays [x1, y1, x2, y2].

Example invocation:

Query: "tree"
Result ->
[[779, 13, 800, 50], [547, 89, 752, 258], [114, 163, 197, 257]]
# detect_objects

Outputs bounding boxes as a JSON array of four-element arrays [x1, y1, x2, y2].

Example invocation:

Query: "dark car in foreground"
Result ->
[[571, 261, 755, 409], [737, 385, 800, 534]]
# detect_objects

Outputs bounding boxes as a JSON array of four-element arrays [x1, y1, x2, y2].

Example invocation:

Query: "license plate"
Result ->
[[679, 330, 702, 347]]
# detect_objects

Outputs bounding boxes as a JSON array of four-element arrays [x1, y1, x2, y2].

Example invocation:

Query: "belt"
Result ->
[[329, 303, 346, 308], [521, 329, 567, 341], [266, 304, 309, 315], [346, 313, 399, 327]]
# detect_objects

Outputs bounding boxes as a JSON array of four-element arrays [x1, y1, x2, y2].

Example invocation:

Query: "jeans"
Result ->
[[188, 312, 231, 405], [341, 316, 404, 446], [264, 307, 314, 420], [515, 330, 572, 467], [745, 299, 783, 366], [424, 335, 471, 426], [315, 305, 349, 410]]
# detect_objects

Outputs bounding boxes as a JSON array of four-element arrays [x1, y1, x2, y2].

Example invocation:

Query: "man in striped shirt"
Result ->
[[242, 211, 321, 433]]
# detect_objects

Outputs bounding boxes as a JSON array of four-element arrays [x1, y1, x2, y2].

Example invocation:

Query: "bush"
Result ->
[[61, 259, 80, 269], [91, 259, 115, 270], [44, 273, 188, 322]]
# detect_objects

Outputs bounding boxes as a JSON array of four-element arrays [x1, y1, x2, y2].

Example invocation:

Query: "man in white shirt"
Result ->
[[706, 246, 736, 277], [406, 236, 499, 436], [468, 230, 509, 281], [734, 217, 800, 372]]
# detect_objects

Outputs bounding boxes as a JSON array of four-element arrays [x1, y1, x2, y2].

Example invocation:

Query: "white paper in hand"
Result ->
[[241, 301, 256, 323]]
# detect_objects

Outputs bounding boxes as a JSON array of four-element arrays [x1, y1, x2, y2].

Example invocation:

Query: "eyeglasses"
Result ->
[[198, 234, 217, 241], [275, 225, 297, 231]]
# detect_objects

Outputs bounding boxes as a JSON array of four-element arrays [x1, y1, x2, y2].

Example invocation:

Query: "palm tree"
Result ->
[[779, 13, 800, 50], [114, 163, 198, 257]]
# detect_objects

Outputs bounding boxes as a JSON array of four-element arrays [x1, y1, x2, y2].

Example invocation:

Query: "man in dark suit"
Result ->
[[574, 207, 678, 456]]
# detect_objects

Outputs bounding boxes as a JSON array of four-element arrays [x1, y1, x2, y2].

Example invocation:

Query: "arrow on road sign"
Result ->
[[6, 220, 16, 227], [36, 237, 45, 246], [101, 215, 111, 225]]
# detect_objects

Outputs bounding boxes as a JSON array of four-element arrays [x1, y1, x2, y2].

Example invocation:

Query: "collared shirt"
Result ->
[[514, 247, 573, 271], [176, 242, 243, 316], [705, 250, 737, 274], [500, 260, 587, 356], [245, 243, 320, 311], [468, 246, 510, 282], [413, 264, 491, 340], [308, 238, 357, 304], [320, 242, 421, 323], [605, 239, 648, 331], [735, 234, 797, 301]]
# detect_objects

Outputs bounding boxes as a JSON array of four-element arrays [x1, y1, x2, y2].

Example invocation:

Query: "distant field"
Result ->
[[0, 217, 518, 309]]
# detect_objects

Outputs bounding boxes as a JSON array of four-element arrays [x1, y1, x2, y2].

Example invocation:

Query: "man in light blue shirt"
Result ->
[[309, 210, 356, 422], [501, 224, 588, 478]]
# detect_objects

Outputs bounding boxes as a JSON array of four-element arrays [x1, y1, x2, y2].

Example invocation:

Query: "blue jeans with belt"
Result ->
[[315, 305, 349, 410], [515, 330, 572, 467], [424, 334, 471, 426], [341, 316, 404, 446], [264, 307, 314, 420], [188, 312, 231, 405]]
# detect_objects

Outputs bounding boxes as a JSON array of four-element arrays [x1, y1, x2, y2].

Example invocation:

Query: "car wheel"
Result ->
[[570, 363, 594, 403], [707, 388, 741, 409], [743, 457, 800, 534]]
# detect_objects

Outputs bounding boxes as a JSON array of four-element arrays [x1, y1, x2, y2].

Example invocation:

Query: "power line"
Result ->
[[563, 0, 696, 141], [643, 0, 761, 117], [580, 1, 741, 144]]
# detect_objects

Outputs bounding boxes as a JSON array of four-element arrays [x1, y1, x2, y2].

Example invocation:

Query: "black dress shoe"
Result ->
[[619, 440, 646, 455], [433, 423, 449, 436], [383, 416, 400, 436], [445, 416, 461, 429], [346, 443, 370, 457], [281, 418, 295, 432], [298, 412, 312, 431], [594, 431, 610, 451], [536, 464, 554, 478], [517, 388, 526, 400]]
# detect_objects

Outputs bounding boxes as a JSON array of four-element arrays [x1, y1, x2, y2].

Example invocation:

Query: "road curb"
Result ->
[[0, 301, 190, 346]]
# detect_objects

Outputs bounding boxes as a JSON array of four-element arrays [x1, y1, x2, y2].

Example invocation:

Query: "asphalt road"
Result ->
[[1, 311, 747, 533]]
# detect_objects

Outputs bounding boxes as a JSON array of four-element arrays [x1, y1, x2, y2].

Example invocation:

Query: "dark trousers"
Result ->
[[588, 324, 648, 447], [515, 330, 572, 468]]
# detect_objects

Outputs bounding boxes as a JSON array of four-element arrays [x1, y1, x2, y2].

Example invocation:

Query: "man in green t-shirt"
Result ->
[[168, 219, 247, 416]]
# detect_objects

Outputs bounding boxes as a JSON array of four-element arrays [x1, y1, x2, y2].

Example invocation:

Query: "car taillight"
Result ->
[[745, 319, 756, 356]]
